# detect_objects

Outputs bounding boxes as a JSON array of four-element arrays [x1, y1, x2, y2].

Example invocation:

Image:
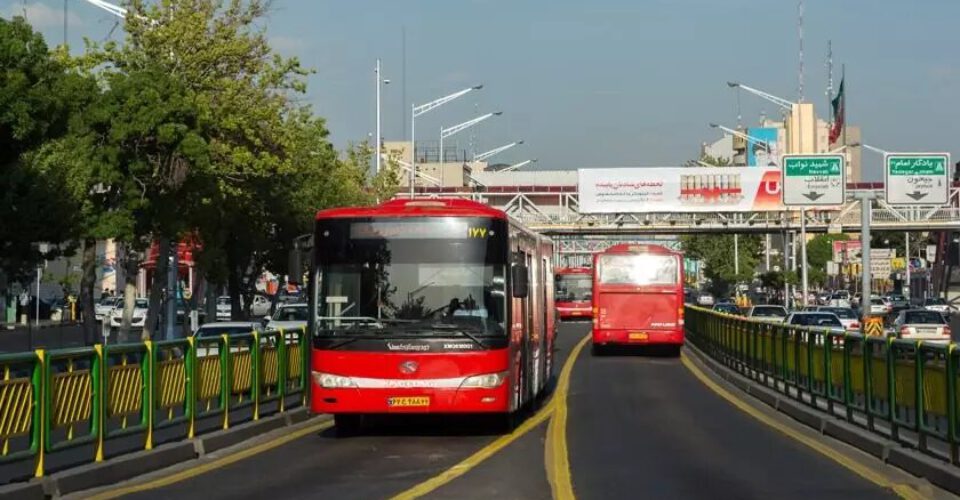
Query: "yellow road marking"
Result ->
[[86, 419, 334, 500], [392, 333, 590, 500], [545, 335, 589, 500], [680, 353, 924, 500]]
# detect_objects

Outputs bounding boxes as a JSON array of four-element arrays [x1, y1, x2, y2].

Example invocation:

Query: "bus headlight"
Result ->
[[312, 371, 357, 389], [460, 372, 508, 389]]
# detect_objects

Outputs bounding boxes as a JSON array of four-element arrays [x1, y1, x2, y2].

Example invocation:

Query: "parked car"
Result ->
[[193, 321, 263, 357], [696, 293, 715, 307], [109, 298, 149, 328], [923, 298, 955, 315], [264, 303, 309, 331], [95, 297, 121, 322], [893, 309, 951, 344], [712, 303, 741, 315], [746, 305, 788, 323]]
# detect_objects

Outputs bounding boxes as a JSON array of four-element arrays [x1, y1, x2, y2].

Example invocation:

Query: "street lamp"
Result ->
[[374, 59, 390, 177], [439, 112, 502, 177], [499, 159, 538, 172], [473, 140, 523, 163], [410, 85, 483, 196], [708, 123, 772, 152]]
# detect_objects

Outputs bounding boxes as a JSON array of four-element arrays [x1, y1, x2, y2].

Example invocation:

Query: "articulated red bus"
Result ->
[[309, 198, 555, 433], [554, 267, 593, 320], [591, 244, 685, 355]]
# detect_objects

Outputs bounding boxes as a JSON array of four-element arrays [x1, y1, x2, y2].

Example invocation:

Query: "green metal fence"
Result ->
[[0, 327, 309, 478], [686, 307, 959, 464]]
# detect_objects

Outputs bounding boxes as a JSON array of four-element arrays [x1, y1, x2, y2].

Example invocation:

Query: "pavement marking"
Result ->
[[680, 353, 924, 500], [85, 419, 335, 500], [544, 335, 589, 500], [391, 333, 591, 500]]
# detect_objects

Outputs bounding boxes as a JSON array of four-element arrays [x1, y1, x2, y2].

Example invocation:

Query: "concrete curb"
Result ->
[[684, 343, 960, 495], [33, 407, 317, 497], [0, 479, 45, 500]]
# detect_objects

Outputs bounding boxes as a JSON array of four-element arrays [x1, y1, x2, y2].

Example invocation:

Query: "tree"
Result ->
[[682, 234, 762, 296], [683, 153, 731, 168], [0, 17, 96, 289]]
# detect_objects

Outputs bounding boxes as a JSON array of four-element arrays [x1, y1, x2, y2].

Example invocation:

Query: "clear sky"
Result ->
[[7, 0, 960, 179]]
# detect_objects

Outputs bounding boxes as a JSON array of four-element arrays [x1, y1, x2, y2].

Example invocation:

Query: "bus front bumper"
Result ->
[[311, 384, 512, 414]]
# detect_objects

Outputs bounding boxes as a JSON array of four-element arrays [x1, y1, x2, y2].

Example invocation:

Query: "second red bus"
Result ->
[[591, 244, 685, 355]]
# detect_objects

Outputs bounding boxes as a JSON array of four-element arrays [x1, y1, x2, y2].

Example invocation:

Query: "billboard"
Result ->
[[746, 127, 780, 167], [578, 167, 782, 213], [831, 240, 862, 262]]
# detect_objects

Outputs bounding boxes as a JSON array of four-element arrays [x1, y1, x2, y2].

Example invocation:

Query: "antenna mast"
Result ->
[[797, 0, 804, 102]]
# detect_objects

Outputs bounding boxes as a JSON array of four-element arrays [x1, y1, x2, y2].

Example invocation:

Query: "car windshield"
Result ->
[[925, 298, 946, 305], [315, 217, 508, 336], [871, 299, 885, 305], [889, 295, 906, 301], [135, 299, 148, 308], [752, 306, 786, 318], [904, 311, 946, 324], [598, 253, 679, 286], [792, 314, 841, 327], [555, 273, 592, 302], [217, 297, 230, 306], [98, 297, 115, 306], [822, 307, 856, 319], [197, 326, 257, 337], [273, 306, 308, 322], [714, 304, 739, 314]]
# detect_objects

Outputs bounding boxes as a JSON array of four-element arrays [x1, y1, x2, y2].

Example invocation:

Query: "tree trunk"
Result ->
[[228, 260, 243, 321], [120, 245, 140, 338], [79, 238, 97, 344], [143, 237, 170, 340]]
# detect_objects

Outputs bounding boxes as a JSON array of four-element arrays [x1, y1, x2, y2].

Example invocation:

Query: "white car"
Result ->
[[746, 305, 788, 323], [193, 322, 262, 357], [264, 303, 309, 332], [868, 297, 891, 316], [95, 297, 121, 322], [696, 293, 715, 307], [110, 298, 149, 328], [815, 307, 861, 333], [894, 309, 952, 344], [216, 294, 273, 321], [923, 298, 955, 315]]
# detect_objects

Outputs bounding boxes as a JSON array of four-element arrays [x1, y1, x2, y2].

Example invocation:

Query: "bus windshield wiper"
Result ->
[[416, 322, 488, 349]]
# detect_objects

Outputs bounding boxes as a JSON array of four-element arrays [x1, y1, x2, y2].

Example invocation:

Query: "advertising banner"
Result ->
[[577, 167, 782, 214], [832, 240, 862, 262], [746, 128, 780, 167]]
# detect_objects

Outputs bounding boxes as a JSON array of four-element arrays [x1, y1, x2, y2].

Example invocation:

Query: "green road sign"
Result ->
[[884, 153, 950, 205], [781, 154, 845, 206]]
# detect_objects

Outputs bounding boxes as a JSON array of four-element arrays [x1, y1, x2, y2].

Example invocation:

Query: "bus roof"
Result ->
[[599, 243, 681, 256], [555, 267, 592, 275], [316, 198, 506, 221]]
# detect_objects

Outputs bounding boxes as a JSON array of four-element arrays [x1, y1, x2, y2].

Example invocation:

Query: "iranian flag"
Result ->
[[828, 78, 845, 144]]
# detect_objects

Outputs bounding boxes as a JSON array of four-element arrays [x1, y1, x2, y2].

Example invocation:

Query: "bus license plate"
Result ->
[[629, 332, 648, 341], [387, 396, 430, 407]]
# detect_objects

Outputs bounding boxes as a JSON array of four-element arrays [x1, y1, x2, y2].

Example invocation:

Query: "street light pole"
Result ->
[[409, 85, 483, 197], [905, 232, 911, 301], [375, 59, 382, 176], [439, 111, 503, 183]]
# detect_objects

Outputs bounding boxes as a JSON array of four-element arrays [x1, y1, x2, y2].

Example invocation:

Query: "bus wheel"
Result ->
[[334, 414, 363, 437]]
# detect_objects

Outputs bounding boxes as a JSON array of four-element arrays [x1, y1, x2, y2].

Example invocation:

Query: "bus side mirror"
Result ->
[[512, 265, 529, 298]]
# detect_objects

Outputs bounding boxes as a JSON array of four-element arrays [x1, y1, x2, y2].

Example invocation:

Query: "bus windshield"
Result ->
[[315, 217, 508, 336], [597, 254, 679, 286], [555, 274, 592, 302]]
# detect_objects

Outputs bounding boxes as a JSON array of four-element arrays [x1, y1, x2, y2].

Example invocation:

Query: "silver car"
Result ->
[[746, 305, 788, 323]]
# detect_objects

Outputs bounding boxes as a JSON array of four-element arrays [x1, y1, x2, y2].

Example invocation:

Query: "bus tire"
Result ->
[[334, 414, 363, 437]]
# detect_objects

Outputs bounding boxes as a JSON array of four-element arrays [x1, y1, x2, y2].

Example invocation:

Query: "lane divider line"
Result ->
[[544, 335, 589, 500], [85, 419, 335, 500], [392, 333, 590, 500], [680, 352, 924, 500]]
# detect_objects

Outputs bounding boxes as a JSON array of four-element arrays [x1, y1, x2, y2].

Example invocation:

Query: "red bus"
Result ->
[[309, 198, 555, 434], [554, 267, 593, 320], [591, 244, 685, 355]]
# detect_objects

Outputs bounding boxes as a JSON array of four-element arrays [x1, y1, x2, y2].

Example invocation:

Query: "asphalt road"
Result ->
[[88, 322, 921, 499]]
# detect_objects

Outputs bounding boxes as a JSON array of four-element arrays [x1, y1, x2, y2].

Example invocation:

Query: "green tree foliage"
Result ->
[[681, 234, 762, 296], [0, 17, 96, 284]]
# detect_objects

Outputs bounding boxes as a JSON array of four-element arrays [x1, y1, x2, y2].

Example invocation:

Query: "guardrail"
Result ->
[[0, 327, 308, 479], [685, 307, 960, 465]]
